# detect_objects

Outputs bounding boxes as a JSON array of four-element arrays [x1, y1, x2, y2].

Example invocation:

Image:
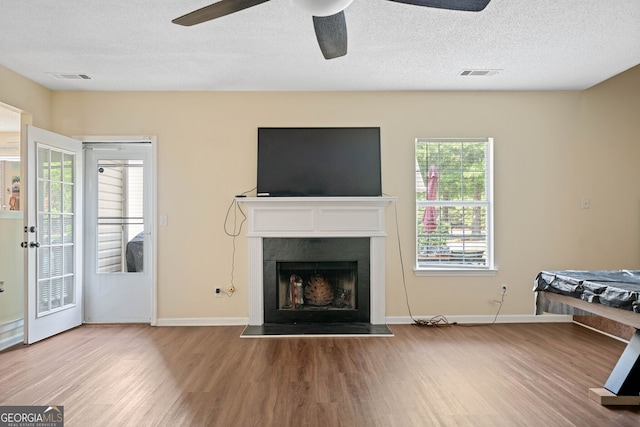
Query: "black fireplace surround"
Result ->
[[263, 238, 370, 324]]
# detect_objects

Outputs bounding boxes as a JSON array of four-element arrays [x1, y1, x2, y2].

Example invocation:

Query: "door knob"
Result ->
[[29, 242, 40, 248]]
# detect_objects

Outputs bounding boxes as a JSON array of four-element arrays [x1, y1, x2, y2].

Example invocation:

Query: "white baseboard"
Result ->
[[156, 317, 249, 327], [385, 314, 572, 325], [0, 318, 24, 351], [156, 315, 570, 327]]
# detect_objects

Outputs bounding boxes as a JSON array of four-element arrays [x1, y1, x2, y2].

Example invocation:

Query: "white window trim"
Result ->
[[414, 137, 495, 275]]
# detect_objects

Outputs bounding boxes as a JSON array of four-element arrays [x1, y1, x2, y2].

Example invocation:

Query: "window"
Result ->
[[415, 138, 494, 272], [97, 159, 145, 273], [0, 158, 20, 211]]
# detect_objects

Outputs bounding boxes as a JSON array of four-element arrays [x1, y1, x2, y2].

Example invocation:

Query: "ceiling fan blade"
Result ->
[[385, 0, 491, 12], [172, 0, 272, 26], [313, 12, 347, 60]]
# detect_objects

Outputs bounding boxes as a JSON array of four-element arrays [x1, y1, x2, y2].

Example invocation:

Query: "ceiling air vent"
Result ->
[[459, 69, 502, 77], [47, 73, 92, 80]]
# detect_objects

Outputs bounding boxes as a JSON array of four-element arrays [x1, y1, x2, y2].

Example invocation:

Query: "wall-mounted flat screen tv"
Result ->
[[257, 127, 381, 197]]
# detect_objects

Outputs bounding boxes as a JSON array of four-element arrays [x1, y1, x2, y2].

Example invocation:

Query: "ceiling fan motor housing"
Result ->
[[291, 0, 355, 16]]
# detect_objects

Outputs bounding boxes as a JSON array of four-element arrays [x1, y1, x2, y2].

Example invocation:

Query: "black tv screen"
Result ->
[[257, 127, 381, 197]]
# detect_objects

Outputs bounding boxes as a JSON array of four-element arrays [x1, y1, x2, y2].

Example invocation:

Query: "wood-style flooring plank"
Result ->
[[0, 323, 638, 426]]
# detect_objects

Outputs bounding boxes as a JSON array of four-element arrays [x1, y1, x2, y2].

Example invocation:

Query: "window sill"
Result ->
[[414, 267, 498, 277], [0, 211, 22, 219]]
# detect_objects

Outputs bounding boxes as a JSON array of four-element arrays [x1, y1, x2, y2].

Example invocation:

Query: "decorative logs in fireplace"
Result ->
[[286, 272, 353, 310], [305, 274, 334, 306], [288, 275, 304, 309]]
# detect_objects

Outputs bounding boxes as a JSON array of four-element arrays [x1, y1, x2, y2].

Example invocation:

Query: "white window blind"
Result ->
[[416, 138, 494, 271]]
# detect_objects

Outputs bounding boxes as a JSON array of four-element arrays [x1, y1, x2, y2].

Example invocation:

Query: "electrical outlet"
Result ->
[[581, 197, 590, 209], [500, 284, 508, 296], [214, 287, 222, 298]]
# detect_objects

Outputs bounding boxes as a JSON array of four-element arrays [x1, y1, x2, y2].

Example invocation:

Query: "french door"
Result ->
[[24, 126, 83, 344]]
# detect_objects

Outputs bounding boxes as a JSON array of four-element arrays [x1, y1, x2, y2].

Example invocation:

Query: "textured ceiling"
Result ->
[[0, 0, 639, 93]]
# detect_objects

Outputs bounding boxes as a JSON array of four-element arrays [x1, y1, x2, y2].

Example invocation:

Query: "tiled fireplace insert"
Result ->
[[263, 237, 370, 324]]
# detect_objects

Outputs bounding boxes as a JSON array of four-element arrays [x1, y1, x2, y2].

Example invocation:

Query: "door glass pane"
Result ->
[[50, 277, 63, 310], [63, 153, 74, 183], [64, 246, 73, 275], [97, 160, 145, 273], [63, 215, 73, 244], [63, 276, 74, 305], [51, 246, 63, 277], [38, 279, 50, 314], [38, 247, 50, 278], [51, 214, 62, 244], [36, 144, 76, 317], [50, 150, 62, 184], [39, 213, 50, 245], [63, 183, 73, 213], [38, 147, 49, 180], [50, 182, 61, 213], [38, 180, 49, 212]]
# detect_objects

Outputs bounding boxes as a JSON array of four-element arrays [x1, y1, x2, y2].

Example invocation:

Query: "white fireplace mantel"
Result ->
[[240, 196, 395, 325]]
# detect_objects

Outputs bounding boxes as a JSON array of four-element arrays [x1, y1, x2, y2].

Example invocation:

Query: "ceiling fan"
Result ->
[[172, 0, 491, 60]]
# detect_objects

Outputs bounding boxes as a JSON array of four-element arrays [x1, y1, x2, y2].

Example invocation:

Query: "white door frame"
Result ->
[[79, 135, 157, 325]]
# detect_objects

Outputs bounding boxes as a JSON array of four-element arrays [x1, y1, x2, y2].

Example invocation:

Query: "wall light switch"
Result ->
[[581, 197, 590, 209], [160, 215, 168, 226]]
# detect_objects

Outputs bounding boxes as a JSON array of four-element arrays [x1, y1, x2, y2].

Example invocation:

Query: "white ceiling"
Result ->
[[0, 0, 639, 93]]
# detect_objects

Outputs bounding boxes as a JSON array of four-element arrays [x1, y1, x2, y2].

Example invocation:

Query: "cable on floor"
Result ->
[[412, 314, 456, 327]]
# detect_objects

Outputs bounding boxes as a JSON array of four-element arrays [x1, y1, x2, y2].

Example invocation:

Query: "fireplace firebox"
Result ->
[[263, 238, 370, 323]]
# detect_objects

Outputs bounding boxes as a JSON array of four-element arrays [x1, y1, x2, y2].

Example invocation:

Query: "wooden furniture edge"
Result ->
[[541, 291, 640, 405], [542, 291, 640, 329], [588, 388, 640, 406]]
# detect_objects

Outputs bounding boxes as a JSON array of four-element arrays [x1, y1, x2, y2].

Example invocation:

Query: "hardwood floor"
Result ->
[[1, 323, 638, 426]]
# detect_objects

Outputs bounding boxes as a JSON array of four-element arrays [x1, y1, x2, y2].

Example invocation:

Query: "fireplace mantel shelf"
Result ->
[[240, 196, 395, 326], [239, 196, 396, 238]]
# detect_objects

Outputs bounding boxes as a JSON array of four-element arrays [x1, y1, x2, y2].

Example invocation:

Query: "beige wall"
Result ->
[[1, 62, 639, 324], [0, 217, 23, 322], [0, 65, 52, 329], [0, 65, 52, 129], [48, 65, 640, 321]]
